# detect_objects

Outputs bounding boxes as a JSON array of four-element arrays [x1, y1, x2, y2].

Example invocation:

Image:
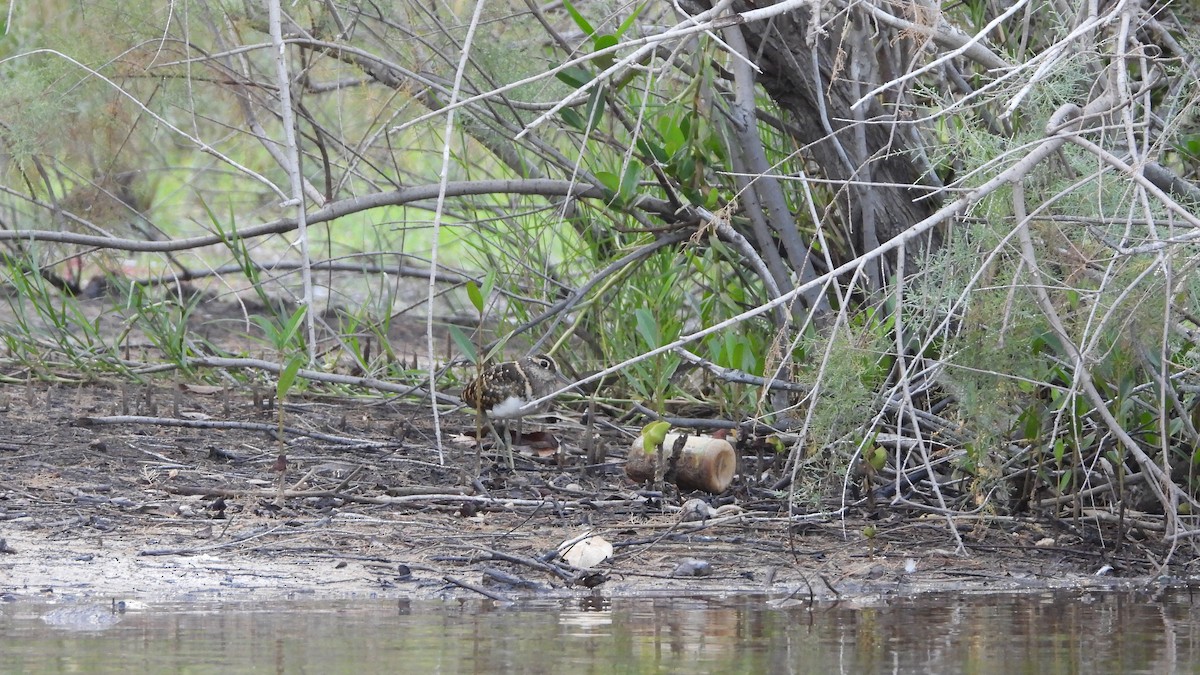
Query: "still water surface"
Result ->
[[3, 589, 1198, 673]]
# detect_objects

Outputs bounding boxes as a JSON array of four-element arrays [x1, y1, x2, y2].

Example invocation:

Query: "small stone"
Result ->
[[671, 558, 712, 577]]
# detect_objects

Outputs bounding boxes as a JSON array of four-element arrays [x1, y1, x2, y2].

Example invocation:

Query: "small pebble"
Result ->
[[680, 498, 716, 522], [672, 558, 712, 577]]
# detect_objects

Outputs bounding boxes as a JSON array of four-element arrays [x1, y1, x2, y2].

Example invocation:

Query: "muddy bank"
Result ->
[[1, 382, 1193, 604]]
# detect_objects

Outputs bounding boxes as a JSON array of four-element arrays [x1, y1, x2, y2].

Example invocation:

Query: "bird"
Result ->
[[461, 354, 565, 468]]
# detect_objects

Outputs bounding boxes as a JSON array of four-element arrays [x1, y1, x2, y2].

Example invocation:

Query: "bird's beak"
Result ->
[[555, 370, 573, 391]]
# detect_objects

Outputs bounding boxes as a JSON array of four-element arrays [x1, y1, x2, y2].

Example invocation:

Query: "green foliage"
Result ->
[[621, 277, 683, 410], [914, 60, 1200, 507], [448, 324, 478, 365], [250, 304, 308, 355], [868, 446, 887, 472], [0, 252, 111, 375], [797, 313, 893, 456], [126, 282, 204, 368], [277, 353, 304, 402], [641, 420, 670, 449]]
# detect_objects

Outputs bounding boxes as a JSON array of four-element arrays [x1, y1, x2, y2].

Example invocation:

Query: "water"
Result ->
[[3, 589, 1198, 673]]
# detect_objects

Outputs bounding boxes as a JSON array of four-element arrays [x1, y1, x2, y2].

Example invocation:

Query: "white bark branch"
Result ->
[[267, 0, 317, 361]]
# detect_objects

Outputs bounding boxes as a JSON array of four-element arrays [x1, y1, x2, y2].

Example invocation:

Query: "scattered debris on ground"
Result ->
[[2, 380, 1191, 603]]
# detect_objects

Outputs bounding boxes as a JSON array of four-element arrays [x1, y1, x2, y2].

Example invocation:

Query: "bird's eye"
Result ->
[[533, 355, 555, 370]]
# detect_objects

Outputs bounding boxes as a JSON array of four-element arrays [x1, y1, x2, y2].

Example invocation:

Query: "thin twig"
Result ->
[[442, 575, 512, 602], [77, 414, 378, 446]]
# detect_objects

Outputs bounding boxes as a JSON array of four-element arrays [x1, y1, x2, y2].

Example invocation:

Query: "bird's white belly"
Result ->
[[489, 396, 528, 419]]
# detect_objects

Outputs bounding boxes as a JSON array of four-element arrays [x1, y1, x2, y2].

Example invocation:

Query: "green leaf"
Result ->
[[481, 268, 497, 304], [563, 89, 605, 133], [561, 108, 587, 131], [733, 338, 749, 372], [279, 305, 307, 348], [593, 34, 618, 51], [555, 66, 593, 89], [585, 87, 606, 129], [672, 154, 695, 182], [618, 161, 641, 204], [1022, 409, 1040, 442], [466, 280, 484, 313], [593, 34, 618, 69], [1169, 417, 1183, 437], [482, 335, 510, 364], [250, 315, 279, 345], [1057, 470, 1072, 494], [277, 354, 304, 401], [594, 170, 620, 198], [869, 446, 887, 471], [634, 307, 660, 348], [615, 3, 646, 37], [1053, 438, 1065, 465], [448, 324, 478, 364], [659, 118, 685, 156], [642, 420, 670, 448], [636, 138, 668, 163], [717, 332, 735, 368], [562, 0, 594, 37], [198, 196, 225, 238]]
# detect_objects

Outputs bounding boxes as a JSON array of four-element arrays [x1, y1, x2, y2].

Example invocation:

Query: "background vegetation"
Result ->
[[2, 0, 1200, 555]]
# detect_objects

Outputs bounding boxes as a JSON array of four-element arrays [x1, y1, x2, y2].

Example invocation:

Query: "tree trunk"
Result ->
[[682, 0, 945, 288]]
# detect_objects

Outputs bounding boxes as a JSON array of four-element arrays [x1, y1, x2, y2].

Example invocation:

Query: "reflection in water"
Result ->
[[1, 589, 1197, 673]]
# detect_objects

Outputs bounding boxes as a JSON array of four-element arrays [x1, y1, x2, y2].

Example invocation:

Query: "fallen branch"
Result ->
[[75, 414, 379, 446], [442, 575, 512, 602]]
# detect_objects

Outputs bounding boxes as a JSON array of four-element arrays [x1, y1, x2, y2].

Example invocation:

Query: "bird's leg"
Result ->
[[474, 409, 486, 476], [499, 420, 514, 470], [472, 415, 514, 471]]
